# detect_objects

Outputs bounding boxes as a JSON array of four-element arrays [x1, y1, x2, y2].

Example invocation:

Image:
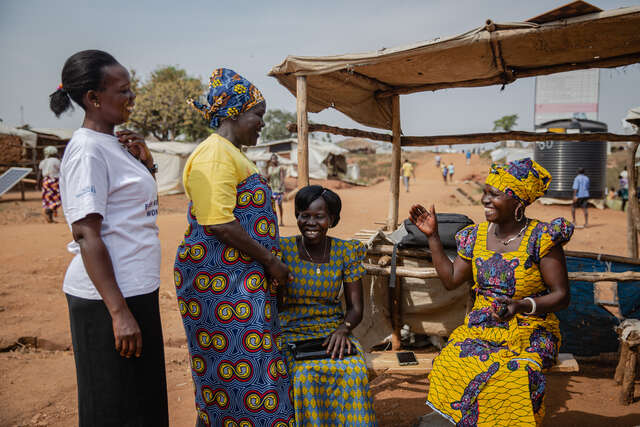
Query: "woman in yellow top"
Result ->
[[174, 68, 294, 427], [409, 158, 573, 426]]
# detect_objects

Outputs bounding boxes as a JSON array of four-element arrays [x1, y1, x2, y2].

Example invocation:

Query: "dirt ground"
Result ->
[[1, 151, 639, 426]]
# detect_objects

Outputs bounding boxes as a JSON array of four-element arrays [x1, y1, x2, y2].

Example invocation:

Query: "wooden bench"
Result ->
[[365, 351, 578, 380]]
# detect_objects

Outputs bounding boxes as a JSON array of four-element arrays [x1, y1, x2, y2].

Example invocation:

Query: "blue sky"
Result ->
[[1, 0, 639, 136]]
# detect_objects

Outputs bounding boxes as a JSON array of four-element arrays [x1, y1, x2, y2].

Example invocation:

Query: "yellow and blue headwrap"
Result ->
[[485, 158, 551, 206], [187, 68, 264, 129]]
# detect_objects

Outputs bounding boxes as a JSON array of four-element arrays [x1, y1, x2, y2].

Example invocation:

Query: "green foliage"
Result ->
[[126, 66, 211, 141], [262, 109, 296, 142], [492, 114, 519, 132]]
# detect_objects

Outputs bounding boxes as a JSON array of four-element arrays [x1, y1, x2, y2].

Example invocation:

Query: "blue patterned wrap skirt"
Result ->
[[174, 173, 295, 427]]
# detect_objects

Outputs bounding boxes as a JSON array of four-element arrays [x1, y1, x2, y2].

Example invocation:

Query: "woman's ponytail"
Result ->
[[49, 87, 73, 117]]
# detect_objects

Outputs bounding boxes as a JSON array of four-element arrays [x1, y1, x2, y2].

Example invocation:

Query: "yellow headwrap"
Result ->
[[485, 158, 551, 206]]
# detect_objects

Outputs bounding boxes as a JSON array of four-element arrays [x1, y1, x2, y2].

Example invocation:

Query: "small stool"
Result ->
[[614, 319, 640, 405]]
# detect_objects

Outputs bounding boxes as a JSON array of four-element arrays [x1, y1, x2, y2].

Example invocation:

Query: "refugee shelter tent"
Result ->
[[297, 138, 348, 180], [146, 142, 198, 195], [244, 138, 347, 180]]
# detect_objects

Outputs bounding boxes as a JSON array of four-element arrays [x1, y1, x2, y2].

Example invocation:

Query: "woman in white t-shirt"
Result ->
[[50, 50, 168, 426], [38, 145, 62, 222]]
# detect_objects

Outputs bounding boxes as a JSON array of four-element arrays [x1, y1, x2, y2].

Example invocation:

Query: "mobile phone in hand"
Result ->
[[396, 351, 418, 366]]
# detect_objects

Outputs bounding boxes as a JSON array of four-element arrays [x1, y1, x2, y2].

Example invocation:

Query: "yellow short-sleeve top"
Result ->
[[183, 133, 259, 225]]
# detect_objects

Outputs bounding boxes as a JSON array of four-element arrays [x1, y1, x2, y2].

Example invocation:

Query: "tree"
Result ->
[[262, 109, 296, 142], [126, 66, 211, 141], [492, 114, 519, 131]]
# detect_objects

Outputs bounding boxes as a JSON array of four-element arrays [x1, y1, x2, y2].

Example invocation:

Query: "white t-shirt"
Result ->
[[39, 157, 61, 178], [60, 128, 161, 300]]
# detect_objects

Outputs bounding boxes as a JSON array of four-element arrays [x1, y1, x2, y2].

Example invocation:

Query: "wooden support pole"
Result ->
[[390, 277, 402, 351], [387, 95, 401, 231], [364, 263, 438, 279], [285, 122, 640, 146], [627, 140, 640, 258], [296, 76, 309, 187], [367, 245, 640, 266], [615, 342, 630, 384], [619, 345, 638, 405], [364, 263, 640, 282], [567, 271, 640, 282]]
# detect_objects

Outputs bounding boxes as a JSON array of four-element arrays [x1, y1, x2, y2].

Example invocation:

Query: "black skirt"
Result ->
[[66, 289, 169, 427]]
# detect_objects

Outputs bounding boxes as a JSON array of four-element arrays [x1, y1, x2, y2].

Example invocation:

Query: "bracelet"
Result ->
[[523, 297, 536, 315]]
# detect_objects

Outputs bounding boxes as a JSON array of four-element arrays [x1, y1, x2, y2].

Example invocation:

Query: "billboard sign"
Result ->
[[534, 69, 599, 127]]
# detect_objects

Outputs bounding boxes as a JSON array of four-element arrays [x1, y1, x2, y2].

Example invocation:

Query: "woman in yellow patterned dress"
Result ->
[[409, 158, 573, 426], [278, 185, 376, 426]]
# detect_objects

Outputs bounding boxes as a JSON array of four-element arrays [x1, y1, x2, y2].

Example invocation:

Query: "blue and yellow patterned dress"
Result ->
[[426, 218, 573, 426], [278, 236, 377, 427], [174, 134, 294, 427]]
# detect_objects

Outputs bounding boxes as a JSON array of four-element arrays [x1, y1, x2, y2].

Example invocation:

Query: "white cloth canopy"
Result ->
[[146, 141, 198, 195]]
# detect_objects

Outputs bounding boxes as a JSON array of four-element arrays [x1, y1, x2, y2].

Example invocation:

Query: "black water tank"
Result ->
[[534, 118, 607, 199]]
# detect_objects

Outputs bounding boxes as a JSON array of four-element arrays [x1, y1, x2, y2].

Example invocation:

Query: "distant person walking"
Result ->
[[572, 168, 590, 228], [465, 150, 471, 165], [448, 162, 455, 183], [267, 153, 286, 225], [441, 163, 448, 184], [401, 158, 415, 192], [618, 166, 629, 211], [38, 145, 61, 223], [435, 154, 441, 168]]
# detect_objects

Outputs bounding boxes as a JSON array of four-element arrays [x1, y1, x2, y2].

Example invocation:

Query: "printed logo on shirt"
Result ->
[[75, 185, 96, 198], [145, 198, 159, 217]]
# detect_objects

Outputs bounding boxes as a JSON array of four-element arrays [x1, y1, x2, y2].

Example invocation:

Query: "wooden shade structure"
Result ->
[[269, 2, 640, 233]]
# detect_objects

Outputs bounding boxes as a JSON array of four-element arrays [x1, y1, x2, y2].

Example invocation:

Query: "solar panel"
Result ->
[[0, 167, 33, 197]]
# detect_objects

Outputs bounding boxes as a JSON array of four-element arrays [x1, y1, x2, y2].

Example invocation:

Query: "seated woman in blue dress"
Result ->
[[278, 185, 377, 426]]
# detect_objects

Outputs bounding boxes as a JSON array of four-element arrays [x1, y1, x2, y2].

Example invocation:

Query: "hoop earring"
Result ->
[[514, 204, 525, 222], [231, 115, 238, 121]]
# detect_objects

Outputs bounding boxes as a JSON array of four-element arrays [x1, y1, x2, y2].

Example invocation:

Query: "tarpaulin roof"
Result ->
[[0, 123, 38, 148], [269, 4, 640, 130], [30, 128, 75, 140]]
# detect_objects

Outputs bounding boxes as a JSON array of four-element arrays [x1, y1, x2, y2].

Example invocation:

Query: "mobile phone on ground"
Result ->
[[396, 351, 418, 366]]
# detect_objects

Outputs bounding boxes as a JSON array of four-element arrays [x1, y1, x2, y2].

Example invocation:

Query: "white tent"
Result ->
[[147, 141, 198, 195], [148, 138, 349, 195], [244, 138, 347, 180]]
